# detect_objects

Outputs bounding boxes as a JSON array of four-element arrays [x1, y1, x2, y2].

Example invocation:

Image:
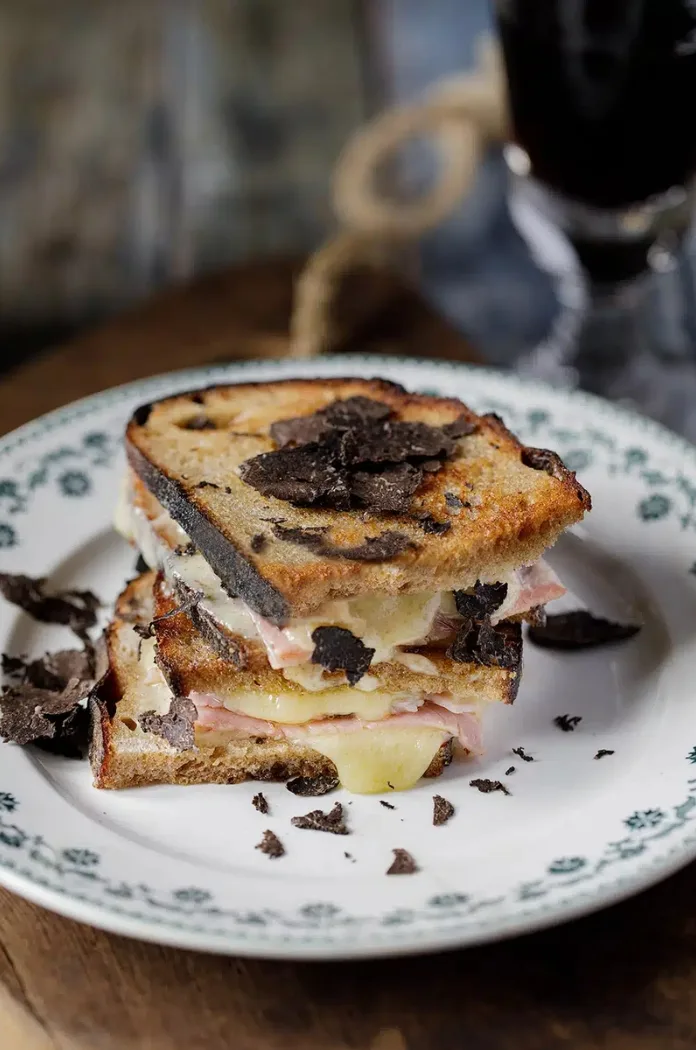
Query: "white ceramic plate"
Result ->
[[0, 355, 695, 960]]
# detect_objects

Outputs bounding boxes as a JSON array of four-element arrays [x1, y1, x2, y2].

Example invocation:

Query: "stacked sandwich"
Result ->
[[91, 378, 590, 793]]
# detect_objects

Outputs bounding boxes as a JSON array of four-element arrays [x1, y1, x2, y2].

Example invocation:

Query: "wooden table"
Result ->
[[1, 261, 694, 1050]]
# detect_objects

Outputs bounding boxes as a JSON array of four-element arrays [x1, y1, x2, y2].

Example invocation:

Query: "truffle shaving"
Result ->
[[291, 801, 349, 835], [386, 848, 418, 875], [311, 626, 375, 685], [0, 573, 100, 641], [139, 696, 197, 751]]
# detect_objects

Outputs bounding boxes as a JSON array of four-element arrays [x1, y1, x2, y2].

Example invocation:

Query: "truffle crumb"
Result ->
[[386, 849, 417, 875], [256, 830, 284, 859]]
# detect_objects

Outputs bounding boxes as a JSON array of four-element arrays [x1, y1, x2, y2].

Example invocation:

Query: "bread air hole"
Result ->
[[178, 415, 217, 431]]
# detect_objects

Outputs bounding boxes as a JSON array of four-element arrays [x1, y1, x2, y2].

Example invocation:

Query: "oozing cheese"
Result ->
[[304, 726, 449, 793]]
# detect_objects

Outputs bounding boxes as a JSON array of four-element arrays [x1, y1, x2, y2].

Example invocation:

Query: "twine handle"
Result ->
[[288, 37, 508, 359]]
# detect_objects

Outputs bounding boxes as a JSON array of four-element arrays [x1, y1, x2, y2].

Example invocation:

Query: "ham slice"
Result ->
[[192, 695, 483, 753], [245, 609, 312, 668], [490, 561, 565, 624]]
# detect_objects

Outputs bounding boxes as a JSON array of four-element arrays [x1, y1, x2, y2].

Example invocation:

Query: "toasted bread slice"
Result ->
[[152, 573, 521, 708], [90, 573, 456, 790], [127, 471, 547, 634], [125, 378, 590, 623]]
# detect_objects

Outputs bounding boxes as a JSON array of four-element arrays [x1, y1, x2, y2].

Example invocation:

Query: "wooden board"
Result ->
[[1, 860, 696, 1049]]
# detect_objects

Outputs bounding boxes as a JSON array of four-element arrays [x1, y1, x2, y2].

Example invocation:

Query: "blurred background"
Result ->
[[0, 0, 554, 374]]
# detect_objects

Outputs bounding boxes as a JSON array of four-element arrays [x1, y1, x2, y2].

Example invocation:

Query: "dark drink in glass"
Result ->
[[497, 0, 696, 209], [494, 0, 696, 441]]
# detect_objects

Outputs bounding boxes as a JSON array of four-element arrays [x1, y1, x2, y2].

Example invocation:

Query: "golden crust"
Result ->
[[125, 378, 590, 621]]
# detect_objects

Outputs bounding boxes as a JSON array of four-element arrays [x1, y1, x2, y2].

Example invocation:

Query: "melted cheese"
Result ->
[[206, 687, 416, 724], [274, 591, 443, 664], [303, 726, 448, 793], [134, 638, 174, 714]]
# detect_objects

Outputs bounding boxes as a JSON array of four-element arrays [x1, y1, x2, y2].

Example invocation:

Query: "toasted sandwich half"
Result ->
[[91, 571, 505, 791], [99, 377, 590, 793]]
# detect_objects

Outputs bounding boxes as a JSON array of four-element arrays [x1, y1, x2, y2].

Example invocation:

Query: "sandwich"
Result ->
[[91, 377, 590, 793]]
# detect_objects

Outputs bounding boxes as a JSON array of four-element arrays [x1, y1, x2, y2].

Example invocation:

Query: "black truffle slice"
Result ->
[[342, 420, 461, 466], [270, 397, 391, 448], [3, 648, 93, 692], [286, 773, 339, 796], [433, 795, 455, 826], [453, 581, 508, 619], [349, 463, 423, 513], [239, 440, 351, 510], [444, 414, 478, 438], [448, 618, 521, 670], [0, 573, 100, 641], [269, 414, 332, 448], [291, 801, 349, 835], [256, 830, 285, 858], [521, 446, 569, 481], [470, 779, 511, 796], [0, 646, 98, 756], [386, 848, 418, 874], [311, 626, 375, 685], [528, 611, 642, 650], [0, 682, 87, 747], [139, 696, 197, 751], [272, 524, 414, 562], [323, 396, 392, 428], [252, 792, 269, 814]]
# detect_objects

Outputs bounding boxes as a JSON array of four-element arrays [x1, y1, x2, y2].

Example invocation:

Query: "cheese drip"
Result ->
[[304, 726, 448, 793]]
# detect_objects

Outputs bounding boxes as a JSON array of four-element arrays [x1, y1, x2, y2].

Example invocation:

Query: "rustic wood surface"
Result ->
[[0, 260, 693, 1050], [0, 257, 478, 435]]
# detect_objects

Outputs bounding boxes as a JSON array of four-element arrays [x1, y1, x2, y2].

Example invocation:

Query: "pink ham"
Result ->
[[245, 609, 312, 668], [490, 561, 565, 623], [192, 695, 483, 753]]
